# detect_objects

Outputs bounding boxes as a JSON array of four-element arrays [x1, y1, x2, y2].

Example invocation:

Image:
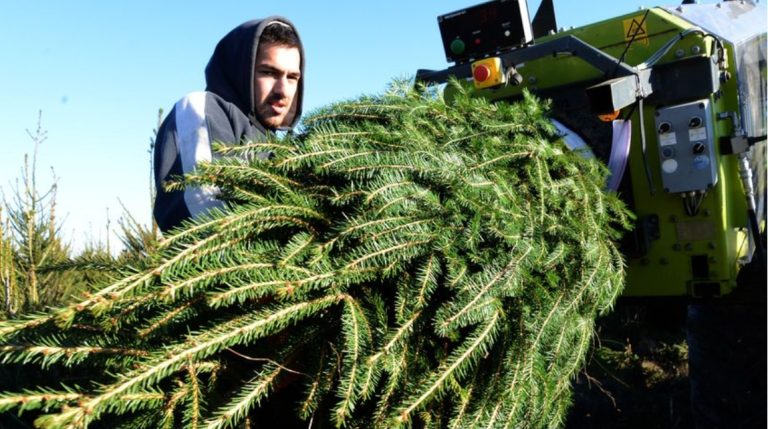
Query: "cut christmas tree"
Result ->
[[0, 81, 631, 429]]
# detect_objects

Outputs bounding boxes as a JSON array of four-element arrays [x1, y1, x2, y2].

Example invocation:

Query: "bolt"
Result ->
[[673, 243, 682, 251], [691, 45, 702, 55], [685, 243, 694, 251], [708, 242, 716, 250], [675, 49, 685, 58]]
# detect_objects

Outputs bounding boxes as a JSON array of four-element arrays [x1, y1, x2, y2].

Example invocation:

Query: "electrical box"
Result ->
[[437, 0, 532, 64], [654, 100, 718, 194]]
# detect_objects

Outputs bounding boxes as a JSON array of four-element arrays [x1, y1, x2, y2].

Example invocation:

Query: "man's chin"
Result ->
[[258, 114, 284, 130]]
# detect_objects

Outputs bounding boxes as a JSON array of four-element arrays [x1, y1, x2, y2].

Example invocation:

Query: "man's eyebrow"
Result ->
[[255, 64, 284, 75], [256, 64, 301, 77]]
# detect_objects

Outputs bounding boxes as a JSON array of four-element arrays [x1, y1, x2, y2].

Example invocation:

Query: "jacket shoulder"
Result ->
[[174, 91, 264, 146]]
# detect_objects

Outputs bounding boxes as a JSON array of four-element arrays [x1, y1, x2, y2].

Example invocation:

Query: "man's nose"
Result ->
[[272, 75, 288, 96]]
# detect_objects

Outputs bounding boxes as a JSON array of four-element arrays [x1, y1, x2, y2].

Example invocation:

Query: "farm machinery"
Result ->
[[416, 0, 766, 425], [417, 0, 765, 298]]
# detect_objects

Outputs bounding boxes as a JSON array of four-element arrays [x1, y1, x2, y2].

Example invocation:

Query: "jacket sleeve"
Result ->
[[153, 92, 227, 233]]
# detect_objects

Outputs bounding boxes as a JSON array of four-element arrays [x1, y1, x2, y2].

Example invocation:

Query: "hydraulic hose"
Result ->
[[738, 153, 766, 268]]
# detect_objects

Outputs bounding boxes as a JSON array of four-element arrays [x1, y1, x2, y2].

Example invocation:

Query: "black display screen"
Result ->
[[438, 0, 531, 64]]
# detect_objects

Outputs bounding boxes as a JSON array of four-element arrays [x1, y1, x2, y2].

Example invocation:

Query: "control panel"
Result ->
[[437, 0, 532, 64], [654, 100, 718, 193]]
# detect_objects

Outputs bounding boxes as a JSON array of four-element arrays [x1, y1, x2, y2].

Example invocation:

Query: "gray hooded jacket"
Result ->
[[153, 17, 304, 233]]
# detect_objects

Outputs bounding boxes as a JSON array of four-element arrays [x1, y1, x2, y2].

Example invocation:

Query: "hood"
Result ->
[[204, 16, 305, 130]]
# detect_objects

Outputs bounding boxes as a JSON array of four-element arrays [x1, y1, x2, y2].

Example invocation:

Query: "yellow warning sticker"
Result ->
[[622, 16, 649, 44]]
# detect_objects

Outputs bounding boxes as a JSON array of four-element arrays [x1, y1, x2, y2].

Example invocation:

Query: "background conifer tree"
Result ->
[[0, 208, 19, 317], [0, 114, 84, 318], [0, 82, 631, 428]]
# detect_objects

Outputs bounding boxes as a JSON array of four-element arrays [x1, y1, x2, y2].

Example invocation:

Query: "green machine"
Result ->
[[417, 0, 767, 298]]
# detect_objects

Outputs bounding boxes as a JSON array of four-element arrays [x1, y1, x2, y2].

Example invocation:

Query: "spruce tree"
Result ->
[[0, 82, 631, 428], [1, 114, 83, 318]]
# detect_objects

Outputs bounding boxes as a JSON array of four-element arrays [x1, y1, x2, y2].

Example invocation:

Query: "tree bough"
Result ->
[[0, 82, 631, 428]]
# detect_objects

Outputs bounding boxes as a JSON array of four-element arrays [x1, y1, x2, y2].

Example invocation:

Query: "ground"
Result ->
[[567, 301, 693, 428], [568, 258, 767, 429]]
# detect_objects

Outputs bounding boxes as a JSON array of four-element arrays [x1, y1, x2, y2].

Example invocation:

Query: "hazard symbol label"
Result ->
[[622, 16, 648, 43]]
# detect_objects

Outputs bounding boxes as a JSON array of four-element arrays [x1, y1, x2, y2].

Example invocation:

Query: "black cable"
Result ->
[[611, 11, 652, 195], [747, 208, 766, 270], [696, 192, 705, 214], [639, 98, 656, 195], [611, 9, 651, 78], [702, 33, 726, 65], [622, 102, 637, 121], [689, 192, 705, 216], [683, 193, 700, 217]]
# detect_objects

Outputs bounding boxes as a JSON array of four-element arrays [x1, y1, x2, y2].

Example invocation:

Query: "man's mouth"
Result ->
[[267, 99, 288, 115]]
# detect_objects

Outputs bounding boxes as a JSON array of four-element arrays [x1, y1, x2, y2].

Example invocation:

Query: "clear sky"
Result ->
[[0, 0, 732, 251]]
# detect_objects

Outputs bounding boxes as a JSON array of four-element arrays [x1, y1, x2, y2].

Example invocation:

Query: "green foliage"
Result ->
[[1, 112, 162, 323], [0, 208, 19, 316], [0, 115, 85, 318], [0, 81, 631, 428]]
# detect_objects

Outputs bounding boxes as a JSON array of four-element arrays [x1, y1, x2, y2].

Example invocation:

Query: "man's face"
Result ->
[[253, 43, 301, 129]]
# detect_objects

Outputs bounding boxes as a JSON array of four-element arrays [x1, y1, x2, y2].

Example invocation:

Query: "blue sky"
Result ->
[[0, 0, 729, 251]]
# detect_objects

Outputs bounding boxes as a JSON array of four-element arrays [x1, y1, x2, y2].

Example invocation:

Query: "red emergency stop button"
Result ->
[[471, 57, 506, 89], [473, 64, 491, 82]]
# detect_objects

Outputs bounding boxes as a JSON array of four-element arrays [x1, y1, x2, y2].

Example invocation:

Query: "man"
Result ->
[[153, 17, 304, 232]]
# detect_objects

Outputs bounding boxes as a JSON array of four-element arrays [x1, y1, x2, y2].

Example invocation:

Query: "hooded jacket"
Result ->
[[153, 17, 304, 233]]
